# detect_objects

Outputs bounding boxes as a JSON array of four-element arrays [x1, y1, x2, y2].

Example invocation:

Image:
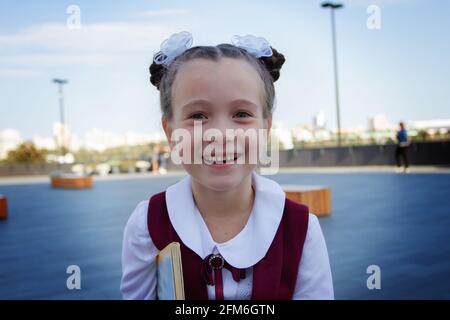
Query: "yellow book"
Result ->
[[156, 242, 185, 300]]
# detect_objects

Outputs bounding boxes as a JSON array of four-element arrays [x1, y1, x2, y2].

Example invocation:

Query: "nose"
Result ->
[[202, 118, 239, 155], [203, 117, 237, 141]]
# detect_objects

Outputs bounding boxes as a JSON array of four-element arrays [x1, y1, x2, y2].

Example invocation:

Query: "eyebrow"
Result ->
[[230, 99, 259, 109], [181, 99, 259, 111], [181, 99, 212, 111]]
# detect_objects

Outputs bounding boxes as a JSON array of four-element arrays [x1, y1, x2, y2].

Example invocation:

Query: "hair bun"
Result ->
[[149, 62, 166, 90], [259, 47, 286, 82]]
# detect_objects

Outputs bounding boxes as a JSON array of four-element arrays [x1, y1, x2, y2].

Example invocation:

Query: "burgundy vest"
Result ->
[[147, 191, 309, 300]]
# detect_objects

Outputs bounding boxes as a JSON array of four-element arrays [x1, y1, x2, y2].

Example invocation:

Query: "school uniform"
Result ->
[[121, 171, 334, 300]]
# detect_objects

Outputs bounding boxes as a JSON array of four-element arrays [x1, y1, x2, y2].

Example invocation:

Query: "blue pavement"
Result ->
[[0, 172, 449, 299]]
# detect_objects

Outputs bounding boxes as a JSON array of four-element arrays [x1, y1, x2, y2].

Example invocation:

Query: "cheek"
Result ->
[[165, 115, 188, 145], [230, 124, 268, 163]]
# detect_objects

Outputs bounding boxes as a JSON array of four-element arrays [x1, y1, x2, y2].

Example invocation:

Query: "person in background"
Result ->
[[396, 121, 410, 173]]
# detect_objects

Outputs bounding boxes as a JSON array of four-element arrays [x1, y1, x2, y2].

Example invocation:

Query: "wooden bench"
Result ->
[[50, 175, 93, 189], [0, 195, 7, 220], [282, 185, 332, 217]]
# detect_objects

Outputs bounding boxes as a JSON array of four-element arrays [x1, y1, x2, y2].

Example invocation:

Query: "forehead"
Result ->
[[172, 57, 264, 109]]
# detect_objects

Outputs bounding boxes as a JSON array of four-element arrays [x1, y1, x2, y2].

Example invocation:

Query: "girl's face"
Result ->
[[163, 57, 272, 192]]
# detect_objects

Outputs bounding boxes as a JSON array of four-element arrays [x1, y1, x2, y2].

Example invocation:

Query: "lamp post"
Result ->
[[52, 78, 68, 156], [321, 2, 343, 146]]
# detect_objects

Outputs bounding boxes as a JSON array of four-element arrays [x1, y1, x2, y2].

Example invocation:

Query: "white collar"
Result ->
[[165, 171, 286, 268]]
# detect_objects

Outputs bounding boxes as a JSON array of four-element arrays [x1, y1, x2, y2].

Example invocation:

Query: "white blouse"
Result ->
[[120, 171, 334, 300]]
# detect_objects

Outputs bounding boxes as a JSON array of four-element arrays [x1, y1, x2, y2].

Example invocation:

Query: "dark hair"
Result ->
[[149, 44, 285, 119]]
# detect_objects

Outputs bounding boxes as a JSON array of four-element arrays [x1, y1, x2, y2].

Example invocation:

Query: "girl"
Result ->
[[121, 31, 334, 300]]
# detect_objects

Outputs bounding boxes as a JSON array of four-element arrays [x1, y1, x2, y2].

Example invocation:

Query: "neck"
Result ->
[[191, 174, 255, 222]]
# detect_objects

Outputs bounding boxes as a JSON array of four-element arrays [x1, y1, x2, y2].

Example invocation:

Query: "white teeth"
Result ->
[[203, 155, 237, 164]]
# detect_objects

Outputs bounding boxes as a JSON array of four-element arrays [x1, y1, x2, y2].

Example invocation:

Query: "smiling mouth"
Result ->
[[203, 154, 239, 165]]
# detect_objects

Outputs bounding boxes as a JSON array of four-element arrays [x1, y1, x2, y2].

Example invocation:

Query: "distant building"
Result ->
[[368, 114, 390, 132], [83, 128, 165, 151], [69, 134, 82, 152], [313, 129, 331, 141], [313, 110, 327, 131], [312, 111, 330, 141], [407, 119, 450, 132], [272, 121, 294, 149], [292, 124, 314, 143], [53, 122, 71, 150], [0, 129, 22, 159], [83, 128, 120, 151], [32, 135, 56, 150]]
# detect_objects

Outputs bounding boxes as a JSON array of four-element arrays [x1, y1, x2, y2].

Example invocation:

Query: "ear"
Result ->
[[161, 115, 173, 147]]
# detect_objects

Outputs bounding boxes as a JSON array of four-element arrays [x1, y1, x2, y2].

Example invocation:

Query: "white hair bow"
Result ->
[[231, 34, 273, 58], [153, 31, 193, 66], [153, 32, 273, 66]]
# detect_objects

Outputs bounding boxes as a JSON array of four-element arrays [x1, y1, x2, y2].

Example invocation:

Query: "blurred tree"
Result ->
[[5, 142, 45, 164], [417, 129, 429, 142]]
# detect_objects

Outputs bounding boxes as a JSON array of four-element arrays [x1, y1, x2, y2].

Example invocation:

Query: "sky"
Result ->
[[0, 0, 449, 139]]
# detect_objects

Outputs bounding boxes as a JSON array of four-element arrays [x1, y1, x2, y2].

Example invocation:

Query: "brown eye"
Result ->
[[190, 113, 207, 119], [234, 111, 252, 118]]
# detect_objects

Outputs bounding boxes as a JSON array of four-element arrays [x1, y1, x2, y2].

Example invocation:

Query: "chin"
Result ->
[[185, 164, 255, 192]]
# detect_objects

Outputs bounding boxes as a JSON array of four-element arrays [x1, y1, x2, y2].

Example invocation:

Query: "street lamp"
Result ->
[[52, 78, 68, 155], [321, 2, 343, 146]]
